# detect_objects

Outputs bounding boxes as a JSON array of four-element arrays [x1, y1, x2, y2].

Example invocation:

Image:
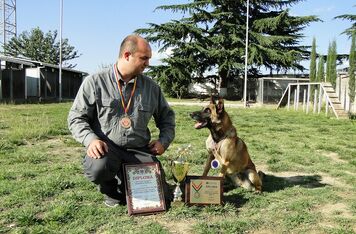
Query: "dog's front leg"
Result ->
[[202, 152, 214, 176], [219, 165, 227, 178]]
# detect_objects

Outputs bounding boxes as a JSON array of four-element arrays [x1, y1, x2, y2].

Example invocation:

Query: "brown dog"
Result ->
[[190, 97, 263, 192]]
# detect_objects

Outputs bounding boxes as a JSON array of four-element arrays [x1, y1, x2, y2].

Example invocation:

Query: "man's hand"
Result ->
[[87, 139, 108, 159], [148, 140, 165, 155]]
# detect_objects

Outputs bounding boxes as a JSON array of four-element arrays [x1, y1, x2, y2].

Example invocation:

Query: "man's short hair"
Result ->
[[119, 35, 142, 58]]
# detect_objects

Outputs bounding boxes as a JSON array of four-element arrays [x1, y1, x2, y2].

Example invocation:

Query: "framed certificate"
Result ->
[[185, 176, 223, 205], [123, 162, 166, 215]]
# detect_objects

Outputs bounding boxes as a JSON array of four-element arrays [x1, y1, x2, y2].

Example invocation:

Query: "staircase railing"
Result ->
[[277, 82, 348, 119]]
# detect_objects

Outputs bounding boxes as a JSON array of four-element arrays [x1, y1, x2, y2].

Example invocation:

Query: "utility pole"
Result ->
[[59, 0, 63, 102], [243, 0, 249, 108]]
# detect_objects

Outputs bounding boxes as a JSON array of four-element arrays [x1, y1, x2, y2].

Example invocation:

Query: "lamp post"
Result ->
[[243, 0, 249, 108], [59, 0, 63, 102]]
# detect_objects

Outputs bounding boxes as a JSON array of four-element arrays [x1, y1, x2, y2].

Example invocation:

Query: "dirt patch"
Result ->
[[252, 229, 277, 234], [319, 203, 353, 218], [321, 151, 347, 164], [160, 220, 196, 234], [24, 136, 84, 161], [318, 203, 356, 232], [257, 164, 351, 189], [144, 216, 197, 234], [320, 175, 353, 189]]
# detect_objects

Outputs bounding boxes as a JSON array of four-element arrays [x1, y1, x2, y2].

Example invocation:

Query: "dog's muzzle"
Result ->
[[190, 112, 208, 129]]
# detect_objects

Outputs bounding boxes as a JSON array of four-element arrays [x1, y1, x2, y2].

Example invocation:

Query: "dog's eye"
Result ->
[[204, 108, 211, 114]]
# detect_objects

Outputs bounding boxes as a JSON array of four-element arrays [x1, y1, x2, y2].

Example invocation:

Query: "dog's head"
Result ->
[[190, 96, 225, 129]]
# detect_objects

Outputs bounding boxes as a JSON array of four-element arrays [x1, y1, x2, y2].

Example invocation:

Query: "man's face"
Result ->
[[128, 41, 152, 76]]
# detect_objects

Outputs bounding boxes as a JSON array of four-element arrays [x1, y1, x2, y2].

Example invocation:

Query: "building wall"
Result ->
[[1, 69, 26, 100], [62, 70, 82, 99], [336, 72, 356, 113], [256, 78, 309, 104], [0, 64, 85, 103], [26, 68, 40, 97], [40, 67, 58, 100]]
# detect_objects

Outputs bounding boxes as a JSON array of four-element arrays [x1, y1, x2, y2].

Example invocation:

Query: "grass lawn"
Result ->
[[0, 102, 355, 233]]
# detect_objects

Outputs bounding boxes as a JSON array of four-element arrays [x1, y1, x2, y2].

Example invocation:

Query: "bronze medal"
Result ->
[[113, 64, 137, 129], [120, 116, 132, 129]]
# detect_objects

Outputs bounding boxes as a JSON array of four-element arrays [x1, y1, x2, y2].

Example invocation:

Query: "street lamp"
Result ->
[[243, 0, 249, 108], [59, 0, 63, 102]]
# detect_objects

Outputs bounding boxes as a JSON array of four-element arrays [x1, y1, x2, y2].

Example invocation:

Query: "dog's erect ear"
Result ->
[[217, 97, 224, 114], [210, 96, 216, 104]]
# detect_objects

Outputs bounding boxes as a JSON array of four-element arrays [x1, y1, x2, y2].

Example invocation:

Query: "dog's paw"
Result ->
[[258, 171, 265, 181], [254, 186, 263, 194]]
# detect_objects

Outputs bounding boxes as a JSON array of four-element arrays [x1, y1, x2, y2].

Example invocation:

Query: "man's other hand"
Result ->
[[87, 139, 108, 159], [148, 140, 165, 155]]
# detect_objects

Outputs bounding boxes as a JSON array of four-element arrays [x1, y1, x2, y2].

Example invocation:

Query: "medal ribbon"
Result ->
[[192, 181, 203, 192], [113, 64, 137, 114]]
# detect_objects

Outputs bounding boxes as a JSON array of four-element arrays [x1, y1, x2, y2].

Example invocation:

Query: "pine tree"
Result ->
[[326, 40, 337, 88], [316, 55, 325, 82], [136, 0, 319, 98], [334, 8, 356, 37], [330, 40, 338, 88], [309, 38, 317, 83], [326, 44, 331, 83], [309, 38, 317, 100], [349, 33, 355, 106]]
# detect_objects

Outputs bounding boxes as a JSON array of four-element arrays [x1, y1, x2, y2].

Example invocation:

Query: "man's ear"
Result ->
[[217, 97, 224, 114], [123, 51, 131, 61]]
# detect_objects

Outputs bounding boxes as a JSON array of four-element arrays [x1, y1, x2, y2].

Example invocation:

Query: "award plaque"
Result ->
[[185, 176, 223, 205], [123, 162, 166, 215]]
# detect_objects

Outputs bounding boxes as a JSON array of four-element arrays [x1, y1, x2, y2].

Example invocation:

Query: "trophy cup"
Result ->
[[171, 145, 191, 202], [172, 160, 190, 202]]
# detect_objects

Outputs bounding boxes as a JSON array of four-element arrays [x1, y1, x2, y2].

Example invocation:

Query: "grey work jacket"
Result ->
[[67, 66, 175, 150]]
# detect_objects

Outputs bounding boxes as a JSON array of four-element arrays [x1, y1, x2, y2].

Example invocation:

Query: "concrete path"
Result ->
[[168, 101, 270, 108]]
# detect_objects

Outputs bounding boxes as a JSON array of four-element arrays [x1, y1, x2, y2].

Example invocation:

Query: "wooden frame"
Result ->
[[185, 176, 223, 205], [123, 162, 166, 215]]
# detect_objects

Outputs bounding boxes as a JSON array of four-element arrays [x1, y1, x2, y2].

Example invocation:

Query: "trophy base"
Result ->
[[171, 200, 185, 207], [173, 184, 183, 202]]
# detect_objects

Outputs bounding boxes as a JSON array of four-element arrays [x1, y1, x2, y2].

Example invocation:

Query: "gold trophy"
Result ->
[[171, 145, 191, 202]]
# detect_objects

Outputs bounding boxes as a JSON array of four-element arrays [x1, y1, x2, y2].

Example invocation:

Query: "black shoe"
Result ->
[[104, 194, 120, 207], [103, 193, 126, 207]]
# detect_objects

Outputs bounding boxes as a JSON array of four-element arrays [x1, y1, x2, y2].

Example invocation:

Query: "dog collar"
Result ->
[[212, 127, 236, 143]]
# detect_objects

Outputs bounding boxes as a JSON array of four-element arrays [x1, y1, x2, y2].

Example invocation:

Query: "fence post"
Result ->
[[306, 84, 310, 114], [296, 84, 300, 110], [261, 79, 264, 105], [344, 85, 347, 111], [294, 86, 297, 110], [318, 85, 322, 114], [287, 84, 291, 110], [303, 89, 306, 111], [313, 88, 318, 113]]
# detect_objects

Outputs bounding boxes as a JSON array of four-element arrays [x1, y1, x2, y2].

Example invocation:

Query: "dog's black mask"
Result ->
[[190, 108, 212, 129]]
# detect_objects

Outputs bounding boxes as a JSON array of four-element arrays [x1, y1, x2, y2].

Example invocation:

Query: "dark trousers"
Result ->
[[83, 142, 171, 201]]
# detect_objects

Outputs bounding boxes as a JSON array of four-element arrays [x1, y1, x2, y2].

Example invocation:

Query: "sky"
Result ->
[[15, 0, 355, 75]]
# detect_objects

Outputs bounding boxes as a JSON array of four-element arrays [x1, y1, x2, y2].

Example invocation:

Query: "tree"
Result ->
[[3, 27, 80, 68], [334, 7, 356, 37], [309, 38, 317, 82], [309, 37, 317, 100], [349, 33, 355, 108], [326, 40, 337, 88], [136, 0, 319, 98], [316, 54, 324, 83]]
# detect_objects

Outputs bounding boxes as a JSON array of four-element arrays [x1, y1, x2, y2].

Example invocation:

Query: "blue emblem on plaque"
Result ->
[[211, 159, 220, 169]]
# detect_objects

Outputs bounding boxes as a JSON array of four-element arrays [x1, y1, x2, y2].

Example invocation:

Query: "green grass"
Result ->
[[0, 102, 355, 233]]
